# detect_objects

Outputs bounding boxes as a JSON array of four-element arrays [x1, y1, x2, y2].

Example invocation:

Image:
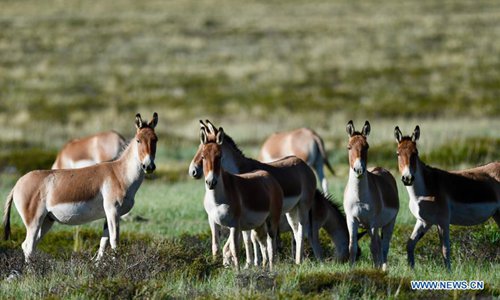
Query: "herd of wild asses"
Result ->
[[3, 113, 499, 272]]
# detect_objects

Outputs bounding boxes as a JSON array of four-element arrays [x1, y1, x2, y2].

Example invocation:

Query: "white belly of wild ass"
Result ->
[[48, 196, 106, 225]]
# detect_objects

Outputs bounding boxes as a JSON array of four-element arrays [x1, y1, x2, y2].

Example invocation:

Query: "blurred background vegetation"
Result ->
[[0, 0, 498, 176]]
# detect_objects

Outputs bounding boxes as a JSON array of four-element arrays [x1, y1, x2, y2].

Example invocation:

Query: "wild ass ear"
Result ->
[[216, 127, 224, 145], [135, 113, 143, 129], [199, 120, 207, 130], [346, 120, 355, 137], [148, 112, 158, 128], [206, 120, 217, 135], [361, 120, 371, 137], [394, 126, 403, 143], [200, 128, 208, 145], [412, 125, 420, 142]]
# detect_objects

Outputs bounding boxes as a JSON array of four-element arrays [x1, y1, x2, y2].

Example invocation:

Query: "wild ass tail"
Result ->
[[311, 132, 335, 176], [3, 189, 14, 240]]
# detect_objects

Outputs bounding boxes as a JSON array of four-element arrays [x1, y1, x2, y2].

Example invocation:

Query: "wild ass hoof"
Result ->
[[223, 256, 232, 268], [91, 251, 104, 263], [222, 260, 232, 269], [382, 263, 388, 272]]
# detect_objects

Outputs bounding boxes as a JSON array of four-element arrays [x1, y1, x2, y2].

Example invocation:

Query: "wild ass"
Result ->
[[52, 131, 126, 169], [258, 128, 335, 193], [394, 125, 500, 270], [3, 113, 158, 262], [200, 127, 283, 270], [344, 121, 399, 270], [258, 128, 353, 261], [279, 190, 351, 262], [190, 120, 316, 264]]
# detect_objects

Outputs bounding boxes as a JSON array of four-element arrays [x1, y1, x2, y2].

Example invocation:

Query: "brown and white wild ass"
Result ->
[[258, 128, 353, 261], [200, 127, 283, 270], [394, 125, 500, 270], [258, 128, 335, 193], [190, 120, 316, 264], [3, 113, 158, 262], [52, 131, 126, 169], [344, 121, 399, 270]]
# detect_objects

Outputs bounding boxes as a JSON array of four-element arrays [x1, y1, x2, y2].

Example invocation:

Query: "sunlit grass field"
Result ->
[[0, 0, 499, 299], [1, 175, 499, 299]]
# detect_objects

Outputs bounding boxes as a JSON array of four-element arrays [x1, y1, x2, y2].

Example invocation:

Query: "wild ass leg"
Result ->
[[407, 219, 431, 269], [289, 235, 296, 262], [266, 229, 275, 271], [22, 228, 37, 263], [310, 215, 323, 261], [252, 226, 269, 269], [36, 217, 54, 244], [369, 227, 382, 269], [437, 223, 451, 271], [295, 205, 310, 264], [222, 239, 233, 267], [104, 206, 120, 255], [208, 216, 220, 260], [268, 219, 279, 267], [225, 231, 246, 267], [381, 217, 396, 271], [94, 221, 109, 261], [229, 226, 241, 271], [285, 207, 304, 264], [346, 217, 359, 266], [259, 223, 276, 272], [22, 214, 46, 263], [242, 231, 254, 269], [251, 230, 261, 266]]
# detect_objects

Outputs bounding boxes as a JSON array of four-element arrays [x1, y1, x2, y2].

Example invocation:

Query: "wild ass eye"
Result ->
[[347, 146, 352, 150], [136, 139, 141, 143]]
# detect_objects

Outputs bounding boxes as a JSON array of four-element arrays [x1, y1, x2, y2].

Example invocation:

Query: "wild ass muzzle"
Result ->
[[258, 128, 335, 193], [394, 125, 500, 270], [3, 113, 158, 263], [52, 131, 127, 169], [200, 127, 283, 271], [344, 120, 399, 271], [190, 120, 316, 264]]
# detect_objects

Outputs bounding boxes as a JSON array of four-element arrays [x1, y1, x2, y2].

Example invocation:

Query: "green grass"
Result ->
[[1, 175, 498, 299]]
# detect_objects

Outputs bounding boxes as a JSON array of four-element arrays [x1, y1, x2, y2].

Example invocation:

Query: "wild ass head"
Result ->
[[135, 112, 158, 174], [189, 119, 218, 179], [200, 126, 224, 190], [346, 120, 371, 178], [394, 125, 420, 186]]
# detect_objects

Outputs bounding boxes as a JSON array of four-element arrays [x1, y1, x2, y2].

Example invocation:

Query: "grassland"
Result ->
[[0, 0, 499, 299]]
